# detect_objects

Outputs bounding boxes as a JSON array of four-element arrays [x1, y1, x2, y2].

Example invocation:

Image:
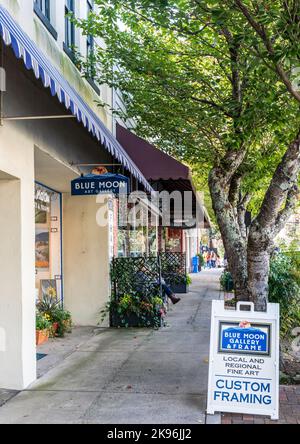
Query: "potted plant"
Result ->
[[109, 293, 163, 328], [197, 253, 205, 272], [51, 308, 72, 337], [37, 293, 72, 338], [169, 274, 191, 294], [36, 313, 51, 346], [36, 292, 61, 335]]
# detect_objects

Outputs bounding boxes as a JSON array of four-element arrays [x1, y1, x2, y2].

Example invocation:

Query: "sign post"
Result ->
[[207, 301, 280, 419]]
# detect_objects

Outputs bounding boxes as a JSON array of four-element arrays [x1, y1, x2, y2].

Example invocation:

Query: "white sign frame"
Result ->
[[207, 300, 280, 419]]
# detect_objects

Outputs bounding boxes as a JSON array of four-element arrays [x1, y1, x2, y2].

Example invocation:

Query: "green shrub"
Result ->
[[219, 253, 300, 338], [197, 254, 205, 267], [36, 313, 51, 331], [220, 271, 234, 292], [51, 308, 72, 337], [269, 253, 300, 338], [101, 293, 164, 328], [186, 275, 192, 286], [36, 295, 60, 319]]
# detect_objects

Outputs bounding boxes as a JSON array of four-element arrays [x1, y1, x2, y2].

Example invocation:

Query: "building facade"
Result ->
[[0, 1, 152, 390]]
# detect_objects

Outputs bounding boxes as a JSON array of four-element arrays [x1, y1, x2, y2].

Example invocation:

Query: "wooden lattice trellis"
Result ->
[[111, 256, 162, 302], [111, 252, 187, 302], [160, 252, 187, 287]]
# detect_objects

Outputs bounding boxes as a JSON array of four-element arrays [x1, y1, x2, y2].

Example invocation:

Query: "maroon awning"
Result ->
[[116, 124, 211, 229], [116, 124, 190, 182]]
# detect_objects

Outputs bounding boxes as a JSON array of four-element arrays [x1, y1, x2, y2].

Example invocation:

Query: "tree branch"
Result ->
[[237, 192, 252, 241], [220, 148, 247, 184], [256, 129, 300, 229], [220, 27, 242, 110], [190, 96, 234, 118], [233, 0, 300, 103], [228, 173, 242, 209], [274, 184, 300, 235]]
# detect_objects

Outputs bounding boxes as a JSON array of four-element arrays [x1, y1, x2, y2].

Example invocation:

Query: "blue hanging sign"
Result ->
[[71, 173, 130, 196]]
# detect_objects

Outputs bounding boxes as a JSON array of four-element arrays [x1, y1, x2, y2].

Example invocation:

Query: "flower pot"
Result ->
[[36, 329, 49, 346]]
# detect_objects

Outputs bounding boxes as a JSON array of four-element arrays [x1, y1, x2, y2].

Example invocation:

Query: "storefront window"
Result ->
[[117, 202, 158, 257], [165, 228, 182, 252], [35, 183, 62, 302], [148, 225, 158, 256]]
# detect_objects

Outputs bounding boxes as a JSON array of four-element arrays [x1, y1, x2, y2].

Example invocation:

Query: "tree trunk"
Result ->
[[209, 131, 300, 311], [247, 222, 271, 311], [209, 164, 248, 301], [247, 250, 270, 311], [246, 129, 300, 309]]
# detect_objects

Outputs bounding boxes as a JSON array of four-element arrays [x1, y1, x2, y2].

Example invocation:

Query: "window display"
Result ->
[[35, 183, 62, 301]]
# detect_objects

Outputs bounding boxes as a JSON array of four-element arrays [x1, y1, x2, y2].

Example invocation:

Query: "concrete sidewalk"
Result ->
[[0, 270, 222, 424]]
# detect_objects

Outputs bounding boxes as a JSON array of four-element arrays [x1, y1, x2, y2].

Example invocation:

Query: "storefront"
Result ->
[[116, 123, 211, 268], [116, 193, 159, 257], [0, 4, 153, 390]]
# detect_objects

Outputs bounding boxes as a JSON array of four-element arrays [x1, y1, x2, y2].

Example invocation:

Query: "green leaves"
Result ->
[[269, 252, 300, 338], [79, 1, 300, 217]]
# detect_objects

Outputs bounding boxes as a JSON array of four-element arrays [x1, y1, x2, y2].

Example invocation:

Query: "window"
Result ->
[[35, 183, 63, 303], [65, 0, 75, 50], [86, 0, 100, 93], [34, 0, 57, 40], [35, 0, 50, 21], [86, 0, 94, 63]]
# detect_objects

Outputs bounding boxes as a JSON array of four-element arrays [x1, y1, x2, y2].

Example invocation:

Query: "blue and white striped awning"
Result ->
[[0, 5, 152, 192]]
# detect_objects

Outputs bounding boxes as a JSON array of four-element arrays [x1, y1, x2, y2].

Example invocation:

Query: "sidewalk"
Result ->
[[0, 270, 222, 424]]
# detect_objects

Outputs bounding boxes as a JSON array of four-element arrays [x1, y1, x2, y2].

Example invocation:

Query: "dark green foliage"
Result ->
[[109, 256, 164, 328], [220, 271, 234, 292], [197, 254, 205, 267], [160, 252, 187, 287], [269, 253, 300, 338]]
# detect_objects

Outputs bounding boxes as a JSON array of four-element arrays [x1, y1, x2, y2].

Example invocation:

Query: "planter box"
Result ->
[[171, 283, 189, 294], [36, 329, 49, 346], [110, 311, 162, 328]]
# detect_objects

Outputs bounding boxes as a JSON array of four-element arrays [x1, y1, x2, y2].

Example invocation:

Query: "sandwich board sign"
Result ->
[[207, 301, 280, 419]]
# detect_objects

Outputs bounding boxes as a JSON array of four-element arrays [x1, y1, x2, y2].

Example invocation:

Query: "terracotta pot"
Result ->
[[36, 329, 49, 346]]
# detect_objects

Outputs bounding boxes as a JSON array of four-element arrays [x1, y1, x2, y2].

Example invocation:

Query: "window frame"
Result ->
[[86, 0, 100, 94], [34, 0, 58, 40], [86, 0, 94, 59], [64, 0, 76, 51]]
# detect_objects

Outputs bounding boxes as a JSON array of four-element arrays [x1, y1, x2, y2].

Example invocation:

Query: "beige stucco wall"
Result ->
[[0, 121, 36, 390], [0, 27, 114, 387], [63, 194, 111, 326]]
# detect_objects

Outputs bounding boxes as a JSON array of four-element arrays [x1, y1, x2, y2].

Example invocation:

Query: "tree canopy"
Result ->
[[77, 1, 300, 307], [77, 0, 300, 217]]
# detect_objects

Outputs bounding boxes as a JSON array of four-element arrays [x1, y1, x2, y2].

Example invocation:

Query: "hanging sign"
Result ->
[[71, 173, 130, 196], [207, 301, 280, 420]]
